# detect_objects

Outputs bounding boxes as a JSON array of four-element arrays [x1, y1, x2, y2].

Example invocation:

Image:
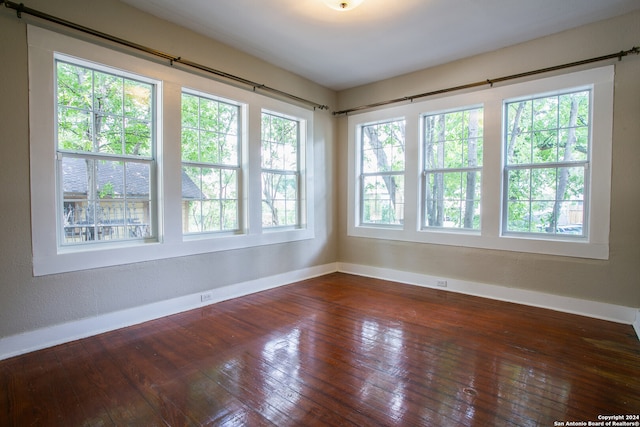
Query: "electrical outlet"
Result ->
[[436, 280, 448, 288], [201, 292, 213, 302]]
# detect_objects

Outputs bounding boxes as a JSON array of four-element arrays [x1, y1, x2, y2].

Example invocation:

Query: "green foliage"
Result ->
[[57, 61, 155, 244], [181, 93, 239, 166], [98, 182, 115, 199], [57, 61, 153, 157]]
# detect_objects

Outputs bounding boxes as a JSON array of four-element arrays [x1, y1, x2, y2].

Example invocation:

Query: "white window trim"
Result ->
[[29, 25, 314, 276], [180, 89, 244, 235], [358, 118, 407, 227], [260, 109, 307, 230], [347, 66, 613, 259]]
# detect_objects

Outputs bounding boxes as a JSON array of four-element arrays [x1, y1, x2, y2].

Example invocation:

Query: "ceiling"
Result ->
[[122, 0, 640, 91]]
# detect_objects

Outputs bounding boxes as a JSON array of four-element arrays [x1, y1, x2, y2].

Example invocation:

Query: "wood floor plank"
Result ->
[[80, 331, 171, 426], [52, 342, 116, 426], [1, 272, 639, 426]]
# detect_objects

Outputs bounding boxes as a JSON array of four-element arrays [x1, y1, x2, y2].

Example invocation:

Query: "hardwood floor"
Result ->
[[2, 272, 639, 426]]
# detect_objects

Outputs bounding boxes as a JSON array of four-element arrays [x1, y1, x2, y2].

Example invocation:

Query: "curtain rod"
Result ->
[[1, 0, 330, 111], [334, 46, 639, 116]]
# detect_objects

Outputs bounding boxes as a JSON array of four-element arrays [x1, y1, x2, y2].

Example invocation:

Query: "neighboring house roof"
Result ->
[[62, 157, 203, 199]]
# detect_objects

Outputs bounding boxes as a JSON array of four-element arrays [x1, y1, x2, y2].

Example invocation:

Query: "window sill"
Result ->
[[33, 227, 315, 276]]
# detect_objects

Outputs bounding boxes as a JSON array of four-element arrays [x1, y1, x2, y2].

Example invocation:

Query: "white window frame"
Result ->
[[421, 105, 483, 231], [260, 110, 304, 230], [347, 66, 613, 259], [29, 25, 314, 276], [55, 55, 159, 246], [180, 89, 244, 235], [501, 88, 591, 238], [358, 118, 406, 227]]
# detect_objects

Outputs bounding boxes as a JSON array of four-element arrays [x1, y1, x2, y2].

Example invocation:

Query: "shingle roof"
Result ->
[[62, 157, 203, 199]]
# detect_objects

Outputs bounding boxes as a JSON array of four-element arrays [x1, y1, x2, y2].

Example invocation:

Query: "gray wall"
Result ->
[[0, 0, 337, 338], [336, 11, 640, 308]]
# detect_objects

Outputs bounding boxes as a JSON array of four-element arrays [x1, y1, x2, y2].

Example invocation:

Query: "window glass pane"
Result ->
[[506, 91, 590, 167], [181, 93, 240, 167], [124, 119, 152, 157], [362, 120, 405, 173], [362, 175, 404, 225], [182, 166, 239, 233], [199, 98, 218, 130], [506, 166, 585, 235], [58, 107, 92, 152], [423, 107, 482, 230], [56, 60, 153, 159], [61, 156, 152, 244], [57, 62, 93, 109], [504, 89, 590, 237], [124, 80, 152, 120], [181, 92, 241, 234], [200, 130, 220, 164], [181, 93, 199, 128], [425, 171, 481, 229], [56, 59, 155, 246], [262, 172, 298, 227], [181, 128, 199, 162], [360, 119, 405, 226], [261, 113, 298, 171], [532, 130, 559, 163], [261, 112, 300, 228]]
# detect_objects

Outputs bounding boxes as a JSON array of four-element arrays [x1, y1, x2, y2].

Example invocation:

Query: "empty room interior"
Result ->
[[1, 0, 640, 425]]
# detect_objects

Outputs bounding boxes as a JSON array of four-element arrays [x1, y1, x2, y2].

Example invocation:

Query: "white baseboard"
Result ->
[[338, 262, 639, 331], [0, 262, 338, 361], [3, 261, 637, 361]]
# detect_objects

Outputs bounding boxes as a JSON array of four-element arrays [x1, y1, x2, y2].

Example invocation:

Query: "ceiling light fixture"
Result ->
[[322, 0, 364, 11]]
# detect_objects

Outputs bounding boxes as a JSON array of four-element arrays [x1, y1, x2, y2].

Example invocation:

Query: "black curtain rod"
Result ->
[[1, 0, 330, 111], [334, 46, 640, 116]]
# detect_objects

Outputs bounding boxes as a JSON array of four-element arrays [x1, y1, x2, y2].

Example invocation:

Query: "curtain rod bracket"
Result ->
[[15, 2, 23, 18]]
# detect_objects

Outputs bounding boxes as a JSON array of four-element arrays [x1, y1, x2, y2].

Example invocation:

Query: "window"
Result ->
[[261, 112, 301, 228], [29, 25, 314, 276], [359, 120, 406, 226], [503, 90, 589, 237], [347, 66, 613, 259], [181, 91, 241, 234], [422, 107, 483, 230], [56, 58, 157, 245]]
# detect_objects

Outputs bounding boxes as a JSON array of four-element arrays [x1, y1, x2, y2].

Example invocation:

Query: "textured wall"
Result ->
[[336, 12, 640, 307]]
